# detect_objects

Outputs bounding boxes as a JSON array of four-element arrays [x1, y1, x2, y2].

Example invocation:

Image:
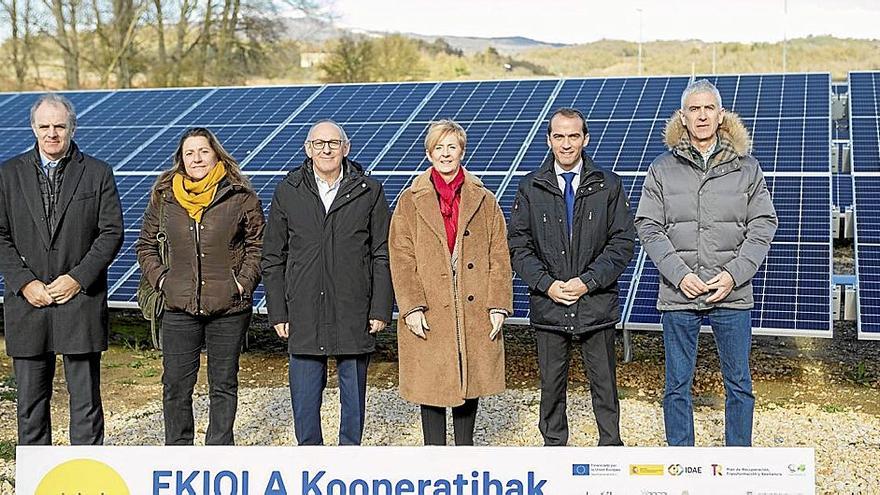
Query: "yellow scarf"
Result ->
[[172, 161, 227, 223]]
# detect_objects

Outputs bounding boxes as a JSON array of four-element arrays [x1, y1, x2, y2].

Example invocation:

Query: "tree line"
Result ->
[[0, 0, 322, 89]]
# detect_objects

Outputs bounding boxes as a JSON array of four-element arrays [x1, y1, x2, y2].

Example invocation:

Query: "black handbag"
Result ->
[[136, 198, 168, 350]]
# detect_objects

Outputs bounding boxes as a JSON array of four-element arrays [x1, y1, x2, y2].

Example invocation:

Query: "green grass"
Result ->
[[0, 375, 15, 402], [845, 361, 874, 387], [110, 312, 154, 350], [821, 404, 846, 414], [0, 440, 15, 461]]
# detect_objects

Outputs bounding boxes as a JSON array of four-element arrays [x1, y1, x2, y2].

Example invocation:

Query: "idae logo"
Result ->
[[36, 459, 129, 495]]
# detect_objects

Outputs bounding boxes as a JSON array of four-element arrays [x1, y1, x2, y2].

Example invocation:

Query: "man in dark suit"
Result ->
[[509, 108, 635, 446], [0, 93, 123, 445]]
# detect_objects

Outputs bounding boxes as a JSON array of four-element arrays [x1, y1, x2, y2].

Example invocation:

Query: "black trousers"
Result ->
[[536, 327, 622, 446], [420, 398, 479, 446], [14, 352, 103, 445], [161, 310, 250, 445]]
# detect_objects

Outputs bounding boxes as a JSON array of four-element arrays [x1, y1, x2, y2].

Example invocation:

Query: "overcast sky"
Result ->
[[332, 0, 880, 44]]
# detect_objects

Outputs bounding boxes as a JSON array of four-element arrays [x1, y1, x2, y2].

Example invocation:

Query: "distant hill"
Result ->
[[281, 17, 566, 54], [403, 34, 566, 55], [518, 37, 880, 81]]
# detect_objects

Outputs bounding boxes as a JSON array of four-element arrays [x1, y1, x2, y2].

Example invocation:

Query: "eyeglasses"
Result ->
[[306, 139, 344, 150]]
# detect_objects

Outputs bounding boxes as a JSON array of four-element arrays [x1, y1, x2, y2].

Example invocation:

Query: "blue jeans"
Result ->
[[288, 353, 370, 446], [661, 308, 754, 446]]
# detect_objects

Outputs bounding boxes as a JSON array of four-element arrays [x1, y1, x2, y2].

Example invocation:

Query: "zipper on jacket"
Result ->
[[194, 218, 203, 313]]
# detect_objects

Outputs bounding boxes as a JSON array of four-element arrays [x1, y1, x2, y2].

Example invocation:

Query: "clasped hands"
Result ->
[[21, 274, 81, 307], [273, 319, 386, 339], [405, 310, 504, 341], [679, 271, 734, 303], [547, 277, 589, 306]]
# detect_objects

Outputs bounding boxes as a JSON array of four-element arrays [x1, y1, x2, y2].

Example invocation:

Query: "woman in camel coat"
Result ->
[[389, 120, 513, 445]]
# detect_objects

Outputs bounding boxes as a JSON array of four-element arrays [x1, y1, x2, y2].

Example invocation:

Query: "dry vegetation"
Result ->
[[1, 0, 878, 93]]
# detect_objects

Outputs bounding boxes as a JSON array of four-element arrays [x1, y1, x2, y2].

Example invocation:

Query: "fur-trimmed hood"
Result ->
[[663, 110, 752, 157]]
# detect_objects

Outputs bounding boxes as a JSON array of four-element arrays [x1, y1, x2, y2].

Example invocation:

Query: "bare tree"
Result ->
[[0, 0, 31, 89], [194, 0, 213, 85], [150, 0, 167, 85], [43, 0, 82, 88], [170, 0, 196, 86]]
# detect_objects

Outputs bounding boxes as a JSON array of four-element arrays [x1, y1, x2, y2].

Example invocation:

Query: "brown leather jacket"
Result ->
[[136, 177, 264, 316]]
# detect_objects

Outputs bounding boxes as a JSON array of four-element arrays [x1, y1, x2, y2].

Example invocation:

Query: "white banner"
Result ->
[[16, 446, 814, 494]]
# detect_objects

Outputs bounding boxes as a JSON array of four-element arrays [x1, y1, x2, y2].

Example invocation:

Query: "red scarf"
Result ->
[[430, 167, 465, 254]]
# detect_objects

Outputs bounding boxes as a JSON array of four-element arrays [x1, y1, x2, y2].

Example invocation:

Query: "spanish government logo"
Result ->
[[36, 458, 129, 495]]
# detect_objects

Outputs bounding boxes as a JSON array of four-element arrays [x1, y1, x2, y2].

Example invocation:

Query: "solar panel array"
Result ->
[[849, 71, 880, 339], [0, 73, 836, 337]]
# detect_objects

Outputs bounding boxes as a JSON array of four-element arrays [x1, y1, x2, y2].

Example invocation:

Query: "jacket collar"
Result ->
[[534, 151, 602, 193], [287, 156, 365, 189], [410, 167, 485, 246], [663, 111, 751, 167]]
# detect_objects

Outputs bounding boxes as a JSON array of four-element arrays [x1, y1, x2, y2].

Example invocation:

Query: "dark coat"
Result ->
[[261, 158, 393, 355], [508, 152, 636, 334], [390, 169, 513, 407], [136, 176, 265, 317], [0, 142, 124, 357]]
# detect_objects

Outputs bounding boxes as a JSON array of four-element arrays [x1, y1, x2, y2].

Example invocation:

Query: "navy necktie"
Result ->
[[562, 171, 576, 236]]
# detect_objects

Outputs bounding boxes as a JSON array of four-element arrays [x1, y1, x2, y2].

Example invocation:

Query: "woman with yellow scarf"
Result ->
[[136, 128, 265, 445]]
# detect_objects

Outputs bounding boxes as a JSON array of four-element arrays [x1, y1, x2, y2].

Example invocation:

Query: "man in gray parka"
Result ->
[[635, 79, 777, 447]]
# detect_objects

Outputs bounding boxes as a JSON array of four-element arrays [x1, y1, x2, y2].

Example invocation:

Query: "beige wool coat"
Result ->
[[389, 169, 513, 407]]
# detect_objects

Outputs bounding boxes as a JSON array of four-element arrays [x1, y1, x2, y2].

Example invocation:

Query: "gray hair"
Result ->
[[305, 119, 348, 144], [680, 79, 723, 110], [30, 93, 77, 131]]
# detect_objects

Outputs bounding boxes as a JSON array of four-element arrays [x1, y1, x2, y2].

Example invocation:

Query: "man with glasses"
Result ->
[[262, 119, 392, 445]]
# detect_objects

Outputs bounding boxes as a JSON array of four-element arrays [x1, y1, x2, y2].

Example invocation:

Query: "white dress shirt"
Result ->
[[315, 168, 343, 213], [554, 159, 584, 193]]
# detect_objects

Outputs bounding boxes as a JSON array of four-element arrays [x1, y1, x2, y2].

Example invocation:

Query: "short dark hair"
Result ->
[[547, 108, 589, 137]]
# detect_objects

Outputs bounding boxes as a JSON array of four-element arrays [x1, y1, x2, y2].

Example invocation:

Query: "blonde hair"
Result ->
[[424, 119, 467, 153]]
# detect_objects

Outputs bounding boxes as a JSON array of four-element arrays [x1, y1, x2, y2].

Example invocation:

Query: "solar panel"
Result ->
[[849, 71, 880, 339], [0, 74, 835, 338]]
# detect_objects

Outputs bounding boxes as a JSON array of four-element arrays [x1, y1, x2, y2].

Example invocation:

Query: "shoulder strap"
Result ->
[[157, 195, 168, 265]]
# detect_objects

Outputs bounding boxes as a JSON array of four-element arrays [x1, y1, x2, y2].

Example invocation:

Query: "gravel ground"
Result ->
[[1, 384, 877, 494]]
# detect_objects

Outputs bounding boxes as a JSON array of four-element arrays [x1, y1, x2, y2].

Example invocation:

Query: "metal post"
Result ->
[[712, 44, 716, 74], [782, 0, 788, 72], [637, 8, 643, 76], [622, 328, 633, 363]]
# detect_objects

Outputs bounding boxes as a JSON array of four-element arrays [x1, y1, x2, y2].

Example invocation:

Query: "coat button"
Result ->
[[361, 183, 366, 188], [467, 295, 474, 302], [201, 281, 206, 285], [464, 230, 470, 236], [561, 250, 566, 255], [189, 226, 193, 231], [467, 262, 474, 269], [200, 225, 204, 230]]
